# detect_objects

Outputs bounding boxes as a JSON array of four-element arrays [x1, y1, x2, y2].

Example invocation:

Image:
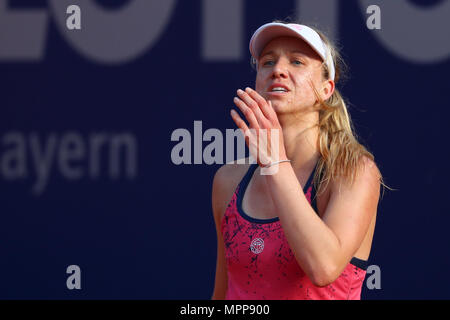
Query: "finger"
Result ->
[[230, 108, 249, 131], [233, 96, 260, 129], [267, 100, 280, 124], [237, 89, 266, 126], [244, 87, 275, 120], [230, 109, 252, 147]]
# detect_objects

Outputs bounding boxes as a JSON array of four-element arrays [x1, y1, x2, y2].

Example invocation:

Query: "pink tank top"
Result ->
[[220, 163, 368, 300]]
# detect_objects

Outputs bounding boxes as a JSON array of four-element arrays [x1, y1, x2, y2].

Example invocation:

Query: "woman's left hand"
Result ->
[[231, 87, 287, 167]]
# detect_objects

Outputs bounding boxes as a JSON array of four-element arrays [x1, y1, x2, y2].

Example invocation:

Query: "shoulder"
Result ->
[[212, 158, 252, 223], [354, 156, 381, 191], [329, 156, 381, 204]]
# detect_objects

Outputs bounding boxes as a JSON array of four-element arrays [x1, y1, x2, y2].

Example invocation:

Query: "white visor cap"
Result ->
[[249, 23, 335, 81]]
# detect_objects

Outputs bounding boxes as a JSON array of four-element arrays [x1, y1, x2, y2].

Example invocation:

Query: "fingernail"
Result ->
[[237, 89, 244, 94], [245, 87, 252, 92], [233, 97, 239, 102]]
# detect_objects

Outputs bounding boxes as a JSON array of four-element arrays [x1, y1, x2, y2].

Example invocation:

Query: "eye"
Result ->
[[263, 60, 275, 66], [292, 60, 303, 65]]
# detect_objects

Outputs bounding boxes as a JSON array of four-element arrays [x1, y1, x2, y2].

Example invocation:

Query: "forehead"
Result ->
[[259, 36, 322, 61]]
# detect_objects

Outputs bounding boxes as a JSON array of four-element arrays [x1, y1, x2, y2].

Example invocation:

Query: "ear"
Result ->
[[322, 79, 335, 101]]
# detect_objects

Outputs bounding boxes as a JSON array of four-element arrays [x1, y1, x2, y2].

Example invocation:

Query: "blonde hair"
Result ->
[[258, 20, 386, 195], [311, 26, 386, 195]]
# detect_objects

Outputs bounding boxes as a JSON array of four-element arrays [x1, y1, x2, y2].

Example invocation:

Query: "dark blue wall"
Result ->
[[1, 0, 449, 299]]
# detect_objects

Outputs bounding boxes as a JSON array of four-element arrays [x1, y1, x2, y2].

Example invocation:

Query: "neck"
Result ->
[[277, 109, 320, 174]]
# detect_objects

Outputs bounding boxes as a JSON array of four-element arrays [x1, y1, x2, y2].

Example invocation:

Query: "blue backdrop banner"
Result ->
[[1, 0, 449, 299]]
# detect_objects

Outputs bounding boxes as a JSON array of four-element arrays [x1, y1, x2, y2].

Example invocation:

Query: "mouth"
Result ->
[[266, 84, 290, 95]]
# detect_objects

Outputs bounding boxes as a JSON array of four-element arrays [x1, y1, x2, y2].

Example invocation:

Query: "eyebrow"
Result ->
[[260, 50, 309, 59]]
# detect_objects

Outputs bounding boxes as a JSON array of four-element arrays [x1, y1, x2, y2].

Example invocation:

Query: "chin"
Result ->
[[270, 101, 284, 111]]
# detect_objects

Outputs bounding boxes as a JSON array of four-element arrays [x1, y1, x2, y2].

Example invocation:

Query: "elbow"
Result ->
[[309, 264, 340, 288]]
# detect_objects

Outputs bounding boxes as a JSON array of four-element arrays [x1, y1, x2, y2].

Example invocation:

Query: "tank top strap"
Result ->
[[236, 162, 259, 200], [236, 160, 319, 213], [307, 161, 320, 214]]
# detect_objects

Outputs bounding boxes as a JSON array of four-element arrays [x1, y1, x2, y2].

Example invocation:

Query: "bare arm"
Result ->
[[265, 158, 381, 287]]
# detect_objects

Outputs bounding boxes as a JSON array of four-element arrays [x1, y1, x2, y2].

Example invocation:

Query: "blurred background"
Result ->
[[1, 0, 449, 299]]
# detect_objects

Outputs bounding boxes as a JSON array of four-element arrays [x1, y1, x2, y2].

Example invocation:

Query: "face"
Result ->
[[255, 36, 334, 113]]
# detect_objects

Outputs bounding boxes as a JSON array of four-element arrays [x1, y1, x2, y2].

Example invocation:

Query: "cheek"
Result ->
[[255, 73, 265, 92], [294, 74, 317, 95], [292, 76, 308, 94]]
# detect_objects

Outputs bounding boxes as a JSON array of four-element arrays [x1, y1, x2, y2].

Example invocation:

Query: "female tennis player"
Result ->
[[211, 21, 382, 300]]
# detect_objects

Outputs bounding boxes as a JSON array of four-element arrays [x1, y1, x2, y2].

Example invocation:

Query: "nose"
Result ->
[[271, 59, 288, 79]]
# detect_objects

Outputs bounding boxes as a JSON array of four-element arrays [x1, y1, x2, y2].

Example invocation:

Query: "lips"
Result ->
[[267, 83, 290, 93]]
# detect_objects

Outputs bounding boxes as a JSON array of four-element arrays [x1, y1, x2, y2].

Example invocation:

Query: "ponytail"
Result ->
[[315, 88, 375, 194], [311, 27, 383, 195]]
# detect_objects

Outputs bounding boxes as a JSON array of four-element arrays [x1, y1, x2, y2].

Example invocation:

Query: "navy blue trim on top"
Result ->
[[236, 162, 317, 224], [236, 163, 277, 224], [235, 162, 369, 270], [309, 174, 319, 215], [350, 257, 368, 270]]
